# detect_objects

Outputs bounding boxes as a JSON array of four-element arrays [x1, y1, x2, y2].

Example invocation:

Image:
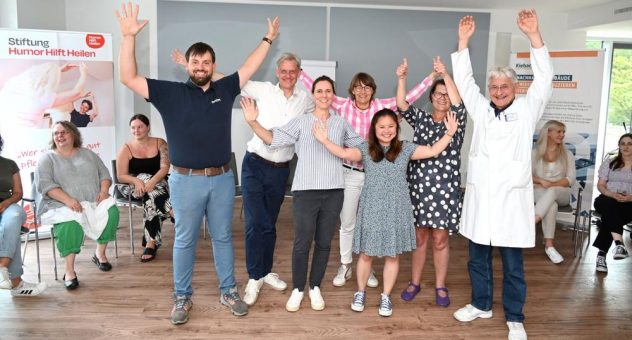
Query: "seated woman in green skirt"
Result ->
[[36, 121, 119, 290]]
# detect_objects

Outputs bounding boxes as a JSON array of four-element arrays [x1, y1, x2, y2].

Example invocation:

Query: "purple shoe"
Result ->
[[435, 287, 450, 307], [400, 282, 421, 301]]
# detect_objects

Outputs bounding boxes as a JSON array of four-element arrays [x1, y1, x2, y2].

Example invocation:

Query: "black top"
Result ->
[[70, 109, 91, 127], [0, 156, 20, 201], [146, 72, 240, 168], [126, 143, 161, 176]]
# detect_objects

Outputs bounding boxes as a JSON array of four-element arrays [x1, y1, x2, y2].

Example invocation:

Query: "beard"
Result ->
[[189, 71, 212, 87]]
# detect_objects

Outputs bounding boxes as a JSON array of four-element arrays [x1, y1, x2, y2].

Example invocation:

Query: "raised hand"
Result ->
[[396, 58, 408, 79], [115, 2, 148, 37], [240, 97, 259, 123], [458, 15, 476, 43], [433, 56, 447, 75], [444, 111, 458, 136], [313, 121, 329, 143], [517, 9, 539, 35], [266, 17, 280, 41], [171, 49, 187, 67]]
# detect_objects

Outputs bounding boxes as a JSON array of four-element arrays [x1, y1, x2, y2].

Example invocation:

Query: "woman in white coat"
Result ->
[[450, 10, 554, 340]]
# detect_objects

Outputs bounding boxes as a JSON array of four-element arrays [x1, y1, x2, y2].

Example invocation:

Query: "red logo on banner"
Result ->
[[85, 34, 105, 49]]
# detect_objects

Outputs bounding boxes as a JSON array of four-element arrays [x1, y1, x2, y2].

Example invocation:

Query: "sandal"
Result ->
[[435, 287, 450, 307], [92, 255, 112, 271], [140, 246, 157, 262], [400, 282, 421, 301]]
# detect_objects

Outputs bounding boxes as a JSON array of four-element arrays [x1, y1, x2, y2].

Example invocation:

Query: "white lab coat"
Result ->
[[451, 46, 554, 248]]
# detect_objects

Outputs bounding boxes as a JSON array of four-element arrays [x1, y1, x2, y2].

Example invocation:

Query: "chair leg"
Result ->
[[115, 227, 119, 259], [35, 223, 41, 283], [22, 230, 30, 263], [128, 204, 134, 255], [203, 217, 208, 240], [51, 227, 58, 281]]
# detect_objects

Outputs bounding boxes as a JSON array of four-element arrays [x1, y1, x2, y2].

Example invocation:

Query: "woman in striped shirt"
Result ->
[[241, 75, 364, 313]]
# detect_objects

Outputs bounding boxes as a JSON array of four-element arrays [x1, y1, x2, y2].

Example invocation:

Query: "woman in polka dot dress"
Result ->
[[396, 57, 467, 307]]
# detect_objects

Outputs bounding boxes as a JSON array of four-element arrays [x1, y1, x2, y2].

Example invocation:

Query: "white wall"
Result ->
[[0, 0, 18, 29], [7, 0, 607, 178]]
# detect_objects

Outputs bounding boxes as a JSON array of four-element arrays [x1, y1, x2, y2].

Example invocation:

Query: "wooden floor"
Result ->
[[2, 198, 631, 339]]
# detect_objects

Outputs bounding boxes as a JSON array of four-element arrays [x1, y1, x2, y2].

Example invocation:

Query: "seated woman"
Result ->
[[116, 114, 171, 262], [241, 76, 364, 313], [36, 121, 119, 290], [593, 133, 632, 273], [0, 134, 47, 296], [532, 120, 575, 264]]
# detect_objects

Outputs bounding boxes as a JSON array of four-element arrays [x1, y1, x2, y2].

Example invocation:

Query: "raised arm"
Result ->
[[89, 95, 99, 122], [411, 111, 457, 160], [313, 122, 362, 162], [237, 17, 280, 88], [457, 15, 475, 52], [396, 58, 409, 111], [241, 97, 273, 144], [434, 56, 462, 105], [117, 2, 150, 99], [517, 9, 543, 48], [52, 63, 88, 107]]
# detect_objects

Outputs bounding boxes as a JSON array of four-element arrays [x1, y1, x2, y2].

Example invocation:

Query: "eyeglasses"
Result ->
[[432, 92, 449, 99], [53, 131, 68, 136], [354, 85, 373, 93], [488, 84, 512, 93]]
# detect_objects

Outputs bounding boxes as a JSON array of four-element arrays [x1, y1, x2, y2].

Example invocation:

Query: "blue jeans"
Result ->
[[0, 204, 27, 279], [241, 152, 289, 280], [169, 171, 236, 296], [468, 240, 526, 322]]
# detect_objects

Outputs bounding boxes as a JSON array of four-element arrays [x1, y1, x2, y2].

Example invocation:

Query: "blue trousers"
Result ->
[[468, 240, 526, 322], [0, 204, 26, 279], [169, 171, 236, 296], [241, 152, 289, 280]]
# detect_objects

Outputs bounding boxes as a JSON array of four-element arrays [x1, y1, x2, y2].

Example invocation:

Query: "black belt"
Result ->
[[173, 163, 230, 176], [343, 164, 364, 172], [250, 152, 290, 168]]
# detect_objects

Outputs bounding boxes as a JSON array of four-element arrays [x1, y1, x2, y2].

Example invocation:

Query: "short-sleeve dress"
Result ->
[[402, 103, 467, 234], [352, 141, 417, 257]]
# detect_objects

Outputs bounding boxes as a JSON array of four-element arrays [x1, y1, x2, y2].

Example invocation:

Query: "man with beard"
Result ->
[[116, 3, 279, 324]]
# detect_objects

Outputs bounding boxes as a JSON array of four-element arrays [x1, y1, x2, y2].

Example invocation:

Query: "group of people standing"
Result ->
[[2, 4, 632, 340]]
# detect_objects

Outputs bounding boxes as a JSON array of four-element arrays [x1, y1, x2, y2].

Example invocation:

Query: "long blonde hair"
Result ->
[[533, 120, 569, 171]]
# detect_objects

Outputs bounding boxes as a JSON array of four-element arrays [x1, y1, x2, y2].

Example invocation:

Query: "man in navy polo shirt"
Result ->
[[116, 3, 279, 324]]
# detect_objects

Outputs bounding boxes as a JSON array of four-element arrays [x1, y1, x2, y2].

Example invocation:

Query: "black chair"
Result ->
[[20, 173, 43, 282], [111, 159, 143, 255]]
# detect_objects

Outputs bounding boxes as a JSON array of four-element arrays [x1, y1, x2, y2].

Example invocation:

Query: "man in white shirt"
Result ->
[[450, 10, 553, 340], [240, 53, 314, 306]]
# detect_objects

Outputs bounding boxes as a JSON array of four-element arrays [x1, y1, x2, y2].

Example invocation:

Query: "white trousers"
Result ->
[[339, 168, 365, 264], [534, 187, 571, 239]]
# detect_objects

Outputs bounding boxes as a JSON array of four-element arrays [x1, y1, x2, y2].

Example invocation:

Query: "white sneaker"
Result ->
[[308, 286, 325, 311], [613, 244, 629, 260], [263, 272, 287, 291], [333, 264, 352, 287], [10, 281, 47, 297], [0, 267, 11, 290], [544, 247, 564, 264], [507, 321, 528, 340], [351, 291, 366, 312], [453, 304, 493, 322], [285, 288, 303, 312], [378, 293, 393, 317], [367, 271, 379, 288], [243, 278, 263, 306]]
